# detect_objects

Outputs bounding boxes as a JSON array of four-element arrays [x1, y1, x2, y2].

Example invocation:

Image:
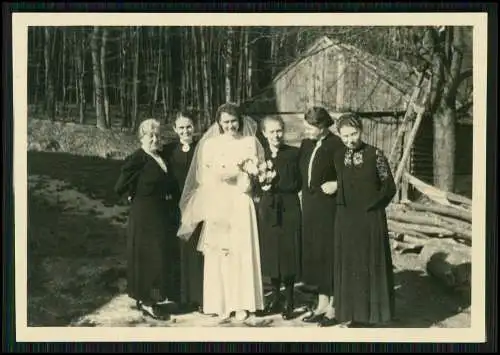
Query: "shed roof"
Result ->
[[270, 36, 419, 98]]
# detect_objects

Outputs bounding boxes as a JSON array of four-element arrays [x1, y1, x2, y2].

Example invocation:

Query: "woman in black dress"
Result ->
[[114, 118, 179, 320], [257, 116, 302, 320], [163, 111, 204, 311], [298, 107, 344, 324], [330, 113, 396, 328]]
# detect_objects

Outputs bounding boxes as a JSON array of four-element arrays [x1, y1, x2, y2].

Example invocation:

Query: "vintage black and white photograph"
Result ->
[[13, 12, 487, 342]]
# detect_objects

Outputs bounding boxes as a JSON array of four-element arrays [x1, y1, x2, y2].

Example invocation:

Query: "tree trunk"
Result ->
[[270, 28, 279, 77], [44, 27, 56, 121], [75, 30, 86, 124], [192, 26, 201, 120], [152, 27, 162, 118], [427, 26, 468, 193], [91, 26, 106, 129], [225, 27, 234, 102], [120, 29, 128, 127], [237, 28, 245, 103], [34, 28, 41, 112], [245, 28, 253, 99], [100, 27, 110, 128], [199, 26, 210, 129], [163, 27, 171, 121], [61, 28, 67, 117], [419, 239, 471, 291], [132, 26, 140, 131]]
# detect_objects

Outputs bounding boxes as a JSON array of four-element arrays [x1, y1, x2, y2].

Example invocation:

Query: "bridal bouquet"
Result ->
[[238, 158, 277, 197], [238, 157, 260, 178], [257, 160, 277, 191]]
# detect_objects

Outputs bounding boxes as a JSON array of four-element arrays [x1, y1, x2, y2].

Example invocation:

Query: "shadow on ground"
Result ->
[[27, 192, 127, 326], [28, 151, 124, 207], [387, 268, 471, 328]]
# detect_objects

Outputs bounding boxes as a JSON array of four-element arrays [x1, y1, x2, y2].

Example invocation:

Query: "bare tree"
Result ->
[[100, 27, 110, 127], [44, 27, 56, 120]]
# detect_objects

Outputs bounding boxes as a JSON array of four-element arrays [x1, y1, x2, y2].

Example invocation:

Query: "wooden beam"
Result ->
[[394, 108, 425, 187], [404, 172, 473, 208]]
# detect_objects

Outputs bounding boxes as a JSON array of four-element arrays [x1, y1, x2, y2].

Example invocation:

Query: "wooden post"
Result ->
[[394, 103, 425, 187], [387, 71, 426, 167]]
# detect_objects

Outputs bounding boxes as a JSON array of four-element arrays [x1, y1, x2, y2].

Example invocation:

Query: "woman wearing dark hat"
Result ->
[[298, 106, 344, 325], [329, 113, 396, 328]]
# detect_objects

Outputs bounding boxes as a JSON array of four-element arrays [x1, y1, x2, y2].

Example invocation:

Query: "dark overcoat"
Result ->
[[257, 143, 302, 280], [333, 142, 397, 324], [114, 147, 180, 305], [163, 140, 204, 306], [298, 132, 344, 295]]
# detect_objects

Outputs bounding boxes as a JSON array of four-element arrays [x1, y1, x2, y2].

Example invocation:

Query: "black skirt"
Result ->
[[126, 197, 179, 305], [333, 206, 395, 324], [300, 189, 337, 295]]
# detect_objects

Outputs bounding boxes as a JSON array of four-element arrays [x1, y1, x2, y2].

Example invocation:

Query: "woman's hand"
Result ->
[[219, 163, 240, 182], [321, 181, 338, 195]]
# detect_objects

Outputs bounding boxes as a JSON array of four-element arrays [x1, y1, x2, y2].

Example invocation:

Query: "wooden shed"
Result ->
[[244, 36, 427, 180], [244, 35, 473, 197]]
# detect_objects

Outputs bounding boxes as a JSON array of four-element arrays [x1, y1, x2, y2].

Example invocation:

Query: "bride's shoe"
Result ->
[[234, 310, 249, 322], [218, 312, 232, 324]]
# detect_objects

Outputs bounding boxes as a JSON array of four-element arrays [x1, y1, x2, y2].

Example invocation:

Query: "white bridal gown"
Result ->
[[195, 134, 264, 316]]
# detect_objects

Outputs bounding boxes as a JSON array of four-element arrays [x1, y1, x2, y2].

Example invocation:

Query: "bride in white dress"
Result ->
[[177, 103, 265, 322]]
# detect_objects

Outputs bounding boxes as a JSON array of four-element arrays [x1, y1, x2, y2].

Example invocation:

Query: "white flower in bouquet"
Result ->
[[240, 158, 259, 177], [266, 169, 277, 181], [266, 160, 274, 169], [261, 184, 272, 191], [258, 162, 268, 174]]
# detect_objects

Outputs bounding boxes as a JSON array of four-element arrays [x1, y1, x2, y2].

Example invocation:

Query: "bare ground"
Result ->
[[27, 151, 471, 328]]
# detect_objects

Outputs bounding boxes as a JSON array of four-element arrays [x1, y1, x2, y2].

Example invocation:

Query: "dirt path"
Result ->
[[28, 174, 471, 328]]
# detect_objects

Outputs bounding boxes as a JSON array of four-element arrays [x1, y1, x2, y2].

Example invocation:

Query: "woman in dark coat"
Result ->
[[257, 116, 302, 320], [329, 113, 396, 328], [114, 118, 179, 320], [298, 107, 344, 324], [163, 111, 204, 311]]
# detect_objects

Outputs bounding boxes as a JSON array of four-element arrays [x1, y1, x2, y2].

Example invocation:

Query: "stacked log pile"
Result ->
[[387, 173, 472, 294]]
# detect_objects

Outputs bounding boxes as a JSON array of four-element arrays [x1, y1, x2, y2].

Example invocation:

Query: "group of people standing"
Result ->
[[114, 102, 397, 328]]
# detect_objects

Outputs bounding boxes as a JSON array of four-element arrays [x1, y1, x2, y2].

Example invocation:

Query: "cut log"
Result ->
[[404, 172, 472, 207], [388, 219, 455, 237], [388, 209, 472, 241], [446, 190, 473, 206], [419, 239, 471, 290], [387, 221, 432, 240], [437, 214, 472, 231], [405, 201, 472, 223]]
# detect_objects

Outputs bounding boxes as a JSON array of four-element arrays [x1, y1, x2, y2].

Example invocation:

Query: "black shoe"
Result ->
[[281, 306, 295, 320], [318, 316, 339, 327], [139, 303, 170, 321], [281, 299, 295, 320], [302, 312, 325, 323], [264, 298, 282, 315]]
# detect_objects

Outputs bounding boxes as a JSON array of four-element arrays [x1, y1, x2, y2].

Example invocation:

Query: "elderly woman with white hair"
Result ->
[[114, 118, 180, 320]]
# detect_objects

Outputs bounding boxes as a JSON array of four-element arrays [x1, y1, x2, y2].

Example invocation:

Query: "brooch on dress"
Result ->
[[344, 149, 364, 167], [181, 143, 191, 153]]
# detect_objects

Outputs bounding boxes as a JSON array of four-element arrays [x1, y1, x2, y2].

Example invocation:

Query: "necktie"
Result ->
[[307, 138, 323, 188]]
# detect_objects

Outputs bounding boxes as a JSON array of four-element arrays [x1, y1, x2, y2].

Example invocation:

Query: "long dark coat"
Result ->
[[114, 147, 180, 305], [298, 132, 344, 295], [257, 143, 302, 280], [333, 142, 396, 325], [163, 139, 204, 306]]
